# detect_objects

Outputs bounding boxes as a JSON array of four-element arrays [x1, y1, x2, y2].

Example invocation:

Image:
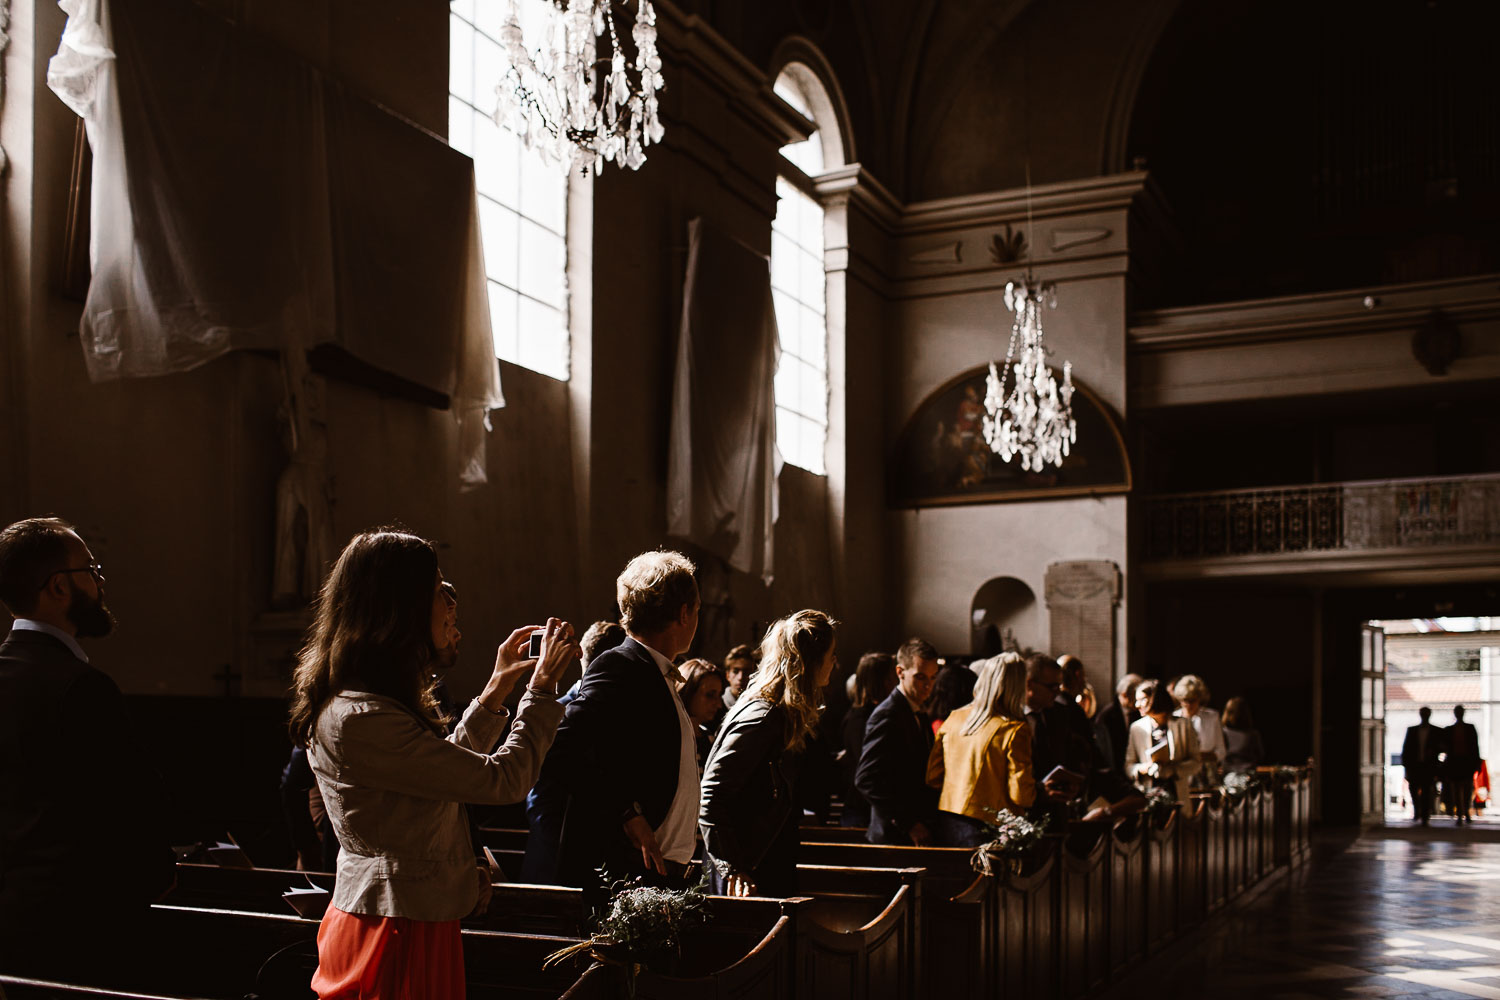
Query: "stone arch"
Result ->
[[970, 576, 1039, 657]]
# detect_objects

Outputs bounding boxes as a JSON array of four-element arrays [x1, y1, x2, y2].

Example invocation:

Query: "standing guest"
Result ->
[[0, 517, 176, 978], [1077, 682, 1098, 720], [1446, 706, 1481, 825], [1094, 673, 1142, 775], [722, 644, 755, 711], [840, 652, 897, 828], [1126, 679, 1201, 815], [290, 528, 578, 1000], [1220, 696, 1265, 774], [1025, 654, 1087, 817], [927, 662, 979, 735], [677, 658, 728, 768], [521, 619, 627, 883], [1054, 655, 1096, 753], [855, 637, 941, 845], [700, 610, 838, 897], [926, 654, 1034, 847], [540, 551, 704, 892], [1402, 707, 1446, 826], [1173, 674, 1226, 785]]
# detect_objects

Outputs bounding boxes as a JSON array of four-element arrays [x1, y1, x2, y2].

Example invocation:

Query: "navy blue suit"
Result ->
[[854, 689, 937, 844]]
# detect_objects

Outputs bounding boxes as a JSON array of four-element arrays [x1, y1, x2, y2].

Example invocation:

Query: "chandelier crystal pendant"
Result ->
[[492, 0, 666, 173], [981, 273, 1077, 473]]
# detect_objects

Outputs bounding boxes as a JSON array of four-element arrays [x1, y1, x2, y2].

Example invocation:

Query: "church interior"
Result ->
[[2, 0, 1499, 996]]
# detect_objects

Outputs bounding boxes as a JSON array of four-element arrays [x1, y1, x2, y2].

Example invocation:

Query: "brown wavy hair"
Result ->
[[289, 528, 445, 746], [748, 609, 838, 752]]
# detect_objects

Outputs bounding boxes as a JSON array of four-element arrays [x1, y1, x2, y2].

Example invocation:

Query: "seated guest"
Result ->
[[0, 517, 176, 977], [700, 610, 838, 897], [1094, 673, 1142, 775], [1221, 696, 1265, 773], [522, 618, 626, 883], [538, 551, 704, 893], [721, 643, 755, 711], [1173, 674, 1226, 786], [856, 637, 940, 845], [927, 661, 979, 735], [840, 651, 897, 828], [291, 529, 578, 999], [1126, 679, 1201, 815], [677, 657, 727, 767], [926, 653, 1034, 847]]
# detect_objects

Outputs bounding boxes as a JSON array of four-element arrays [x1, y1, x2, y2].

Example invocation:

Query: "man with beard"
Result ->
[[0, 517, 174, 978]]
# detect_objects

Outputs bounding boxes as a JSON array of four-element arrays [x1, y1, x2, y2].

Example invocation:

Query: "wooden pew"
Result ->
[[1106, 814, 1147, 977], [1057, 822, 1111, 998], [0, 977, 213, 1000], [797, 865, 922, 1000]]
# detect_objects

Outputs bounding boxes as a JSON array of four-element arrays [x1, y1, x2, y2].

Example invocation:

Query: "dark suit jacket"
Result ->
[[0, 628, 174, 969], [854, 689, 936, 844], [1446, 721, 1481, 772], [530, 637, 686, 887], [1095, 701, 1132, 774], [699, 698, 801, 897], [1401, 722, 1446, 771]]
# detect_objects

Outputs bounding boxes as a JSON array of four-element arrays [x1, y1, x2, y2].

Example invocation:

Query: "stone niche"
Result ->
[[1045, 560, 1122, 690]]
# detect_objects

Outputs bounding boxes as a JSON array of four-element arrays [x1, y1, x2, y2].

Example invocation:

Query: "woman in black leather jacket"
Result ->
[[698, 610, 838, 897]]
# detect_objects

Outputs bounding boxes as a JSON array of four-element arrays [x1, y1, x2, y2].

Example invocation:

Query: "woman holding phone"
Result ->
[[289, 528, 579, 999]]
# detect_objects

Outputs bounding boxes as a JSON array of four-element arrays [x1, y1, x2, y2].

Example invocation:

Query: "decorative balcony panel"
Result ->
[[1144, 475, 1500, 563]]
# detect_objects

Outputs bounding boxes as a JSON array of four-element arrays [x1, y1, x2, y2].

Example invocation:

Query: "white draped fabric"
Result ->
[[668, 218, 780, 583], [46, 0, 504, 486]]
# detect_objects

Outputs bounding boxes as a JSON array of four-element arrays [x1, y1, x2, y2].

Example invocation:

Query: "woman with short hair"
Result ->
[[1172, 674, 1226, 785], [925, 653, 1035, 847], [699, 610, 838, 898], [289, 528, 579, 999]]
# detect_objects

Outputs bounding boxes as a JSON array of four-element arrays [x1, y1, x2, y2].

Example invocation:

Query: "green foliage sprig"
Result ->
[[543, 874, 712, 996]]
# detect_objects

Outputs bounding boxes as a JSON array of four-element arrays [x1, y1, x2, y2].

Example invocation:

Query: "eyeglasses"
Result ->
[[51, 563, 104, 582]]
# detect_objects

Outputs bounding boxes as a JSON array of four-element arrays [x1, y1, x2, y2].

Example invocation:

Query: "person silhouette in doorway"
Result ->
[[1402, 707, 1447, 826], [1445, 705, 1481, 825]]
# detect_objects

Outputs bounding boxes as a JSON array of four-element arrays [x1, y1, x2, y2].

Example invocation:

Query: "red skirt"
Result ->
[[311, 905, 464, 1000]]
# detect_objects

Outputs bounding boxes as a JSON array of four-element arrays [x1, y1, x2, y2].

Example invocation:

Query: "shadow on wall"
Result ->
[[971, 576, 1038, 657]]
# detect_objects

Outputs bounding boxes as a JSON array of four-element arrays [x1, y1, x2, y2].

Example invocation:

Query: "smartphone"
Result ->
[[527, 630, 545, 658]]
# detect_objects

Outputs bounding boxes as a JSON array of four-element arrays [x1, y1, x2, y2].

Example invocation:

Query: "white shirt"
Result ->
[[1176, 706, 1226, 760], [9, 619, 89, 663], [639, 640, 700, 865]]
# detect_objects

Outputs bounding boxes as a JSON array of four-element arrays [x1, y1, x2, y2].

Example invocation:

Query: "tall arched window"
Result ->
[[449, 0, 571, 380], [771, 66, 841, 475]]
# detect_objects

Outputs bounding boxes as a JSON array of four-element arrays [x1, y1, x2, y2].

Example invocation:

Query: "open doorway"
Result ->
[[1375, 617, 1500, 825]]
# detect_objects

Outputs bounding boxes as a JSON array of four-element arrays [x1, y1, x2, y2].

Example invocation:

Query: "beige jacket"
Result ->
[[1124, 715, 1201, 814], [309, 688, 563, 921]]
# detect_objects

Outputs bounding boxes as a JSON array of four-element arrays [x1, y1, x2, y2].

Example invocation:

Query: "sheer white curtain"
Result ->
[[47, 0, 505, 486]]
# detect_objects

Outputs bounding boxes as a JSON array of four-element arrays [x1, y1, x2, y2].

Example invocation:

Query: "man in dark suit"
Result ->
[[1445, 705, 1481, 825], [1094, 672, 1142, 774], [1025, 654, 1089, 820], [531, 551, 701, 895], [0, 517, 175, 975], [855, 637, 940, 845], [1402, 706, 1447, 826]]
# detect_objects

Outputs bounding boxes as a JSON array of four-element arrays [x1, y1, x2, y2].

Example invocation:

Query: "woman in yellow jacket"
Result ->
[[926, 653, 1036, 847]]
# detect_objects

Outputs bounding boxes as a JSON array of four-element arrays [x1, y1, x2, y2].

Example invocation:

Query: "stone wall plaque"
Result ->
[[1045, 560, 1122, 691]]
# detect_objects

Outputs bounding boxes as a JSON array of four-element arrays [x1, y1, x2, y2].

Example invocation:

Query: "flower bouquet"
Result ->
[[543, 874, 712, 996], [1144, 786, 1178, 823], [972, 810, 1050, 877]]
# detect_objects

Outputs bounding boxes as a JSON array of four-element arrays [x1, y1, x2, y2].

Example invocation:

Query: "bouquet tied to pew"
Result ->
[[543, 873, 712, 996], [1221, 770, 1268, 802], [972, 810, 1049, 878]]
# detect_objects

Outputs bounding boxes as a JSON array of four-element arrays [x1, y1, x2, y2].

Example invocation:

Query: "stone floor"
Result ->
[[1119, 824, 1500, 999]]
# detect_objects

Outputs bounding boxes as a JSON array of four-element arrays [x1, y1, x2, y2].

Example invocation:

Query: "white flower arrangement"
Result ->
[[971, 810, 1049, 877]]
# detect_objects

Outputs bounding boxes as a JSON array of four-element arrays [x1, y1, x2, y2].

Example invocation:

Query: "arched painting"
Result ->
[[891, 366, 1131, 507]]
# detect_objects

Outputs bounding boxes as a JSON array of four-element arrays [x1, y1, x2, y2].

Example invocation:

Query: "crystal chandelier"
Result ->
[[982, 273, 1077, 472], [493, 0, 666, 173]]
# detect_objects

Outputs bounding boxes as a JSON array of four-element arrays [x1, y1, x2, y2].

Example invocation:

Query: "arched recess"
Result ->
[[769, 37, 854, 169], [971, 576, 1039, 657]]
